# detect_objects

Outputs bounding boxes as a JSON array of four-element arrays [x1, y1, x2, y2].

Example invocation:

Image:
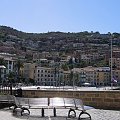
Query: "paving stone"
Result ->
[[0, 108, 120, 120]]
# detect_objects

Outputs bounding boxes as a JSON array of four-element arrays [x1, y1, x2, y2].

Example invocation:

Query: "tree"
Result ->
[[69, 71, 74, 86], [0, 58, 6, 66], [15, 60, 24, 82], [74, 73, 79, 86], [7, 72, 15, 84], [61, 64, 69, 71], [29, 78, 35, 85]]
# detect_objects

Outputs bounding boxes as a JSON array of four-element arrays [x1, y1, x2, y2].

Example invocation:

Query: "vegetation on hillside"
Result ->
[[0, 25, 120, 44]]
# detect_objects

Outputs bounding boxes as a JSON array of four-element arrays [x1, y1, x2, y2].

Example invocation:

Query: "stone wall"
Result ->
[[21, 90, 120, 110]]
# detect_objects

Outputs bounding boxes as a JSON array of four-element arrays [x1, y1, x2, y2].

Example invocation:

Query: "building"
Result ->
[[0, 53, 17, 81], [63, 70, 71, 85], [96, 67, 110, 86], [81, 53, 100, 64], [113, 69, 120, 84], [109, 58, 120, 69], [72, 66, 110, 86], [35, 66, 63, 86]]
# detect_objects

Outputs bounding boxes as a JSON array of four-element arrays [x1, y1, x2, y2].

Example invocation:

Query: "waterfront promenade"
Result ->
[[0, 107, 120, 120]]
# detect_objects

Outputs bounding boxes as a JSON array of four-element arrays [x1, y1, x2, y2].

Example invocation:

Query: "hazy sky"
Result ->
[[0, 0, 120, 33]]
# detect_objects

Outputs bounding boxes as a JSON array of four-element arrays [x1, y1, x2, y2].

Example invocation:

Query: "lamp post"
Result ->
[[110, 35, 113, 89], [73, 68, 75, 90]]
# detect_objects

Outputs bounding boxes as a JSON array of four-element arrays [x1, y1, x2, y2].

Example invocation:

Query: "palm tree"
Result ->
[[69, 71, 74, 86], [7, 71, 15, 84], [15, 60, 24, 83]]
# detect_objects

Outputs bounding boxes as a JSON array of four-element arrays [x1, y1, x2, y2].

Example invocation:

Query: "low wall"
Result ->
[[21, 89, 120, 110]]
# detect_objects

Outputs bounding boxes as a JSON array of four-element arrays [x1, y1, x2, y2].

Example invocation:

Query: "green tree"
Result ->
[[0, 58, 6, 66], [15, 60, 24, 82], [61, 64, 69, 71], [69, 71, 74, 86], [74, 73, 79, 86], [7, 72, 15, 84], [29, 78, 35, 85]]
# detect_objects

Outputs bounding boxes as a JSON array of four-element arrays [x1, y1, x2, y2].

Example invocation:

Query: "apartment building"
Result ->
[[72, 66, 110, 86], [75, 67, 96, 85], [113, 49, 120, 58], [81, 53, 100, 64], [0, 53, 17, 81], [96, 67, 110, 86], [63, 70, 71, 85], [35, 66, 63, 86], [109, 58, 120, 69]]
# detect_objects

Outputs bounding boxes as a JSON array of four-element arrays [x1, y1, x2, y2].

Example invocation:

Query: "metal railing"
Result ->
[[0, 83, 13, 95]]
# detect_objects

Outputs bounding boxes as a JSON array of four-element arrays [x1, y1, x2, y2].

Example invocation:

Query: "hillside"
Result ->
[[0, 25, 119, 42]]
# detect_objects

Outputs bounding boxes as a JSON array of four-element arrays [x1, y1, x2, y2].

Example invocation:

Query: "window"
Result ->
[[9, 65, 11, 69], [51, 75, 53, 77], [48, 74, 50, 77], [9, 61, 12, 64]]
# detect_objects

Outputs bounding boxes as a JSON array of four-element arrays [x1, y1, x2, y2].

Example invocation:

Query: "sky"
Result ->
[[0, 0, 120, 33]]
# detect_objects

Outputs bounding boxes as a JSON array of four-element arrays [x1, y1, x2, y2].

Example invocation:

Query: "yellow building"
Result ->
[[72, 66, 110, 86], [63, 70, 71, 85]]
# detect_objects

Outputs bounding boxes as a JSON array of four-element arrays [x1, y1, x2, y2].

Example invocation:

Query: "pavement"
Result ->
[[0, 107, 120, 120]]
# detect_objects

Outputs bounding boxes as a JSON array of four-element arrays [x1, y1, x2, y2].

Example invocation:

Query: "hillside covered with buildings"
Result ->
[[0, 26, 120, 87]]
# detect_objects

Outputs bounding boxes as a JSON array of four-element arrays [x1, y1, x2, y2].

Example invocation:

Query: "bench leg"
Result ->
[[78, 111, 91, 120], [41, 108, 44, 117], [21, 107, 30, 116], [53, 107, 56, 117], [13, 105, 18, 114], [68, 108, 76, 118]]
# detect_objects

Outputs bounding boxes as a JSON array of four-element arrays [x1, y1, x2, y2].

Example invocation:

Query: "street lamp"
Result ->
[[110, 34, 113, 89]]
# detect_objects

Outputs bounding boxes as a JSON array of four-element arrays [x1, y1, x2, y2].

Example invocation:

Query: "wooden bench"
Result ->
[[13, 97, 93, 120]]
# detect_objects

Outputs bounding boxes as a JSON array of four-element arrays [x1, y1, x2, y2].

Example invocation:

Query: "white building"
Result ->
[[0, 53, 16, 80]]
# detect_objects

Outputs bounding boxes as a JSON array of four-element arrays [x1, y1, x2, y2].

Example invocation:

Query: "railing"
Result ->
[[0, 83, 13, 95]]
